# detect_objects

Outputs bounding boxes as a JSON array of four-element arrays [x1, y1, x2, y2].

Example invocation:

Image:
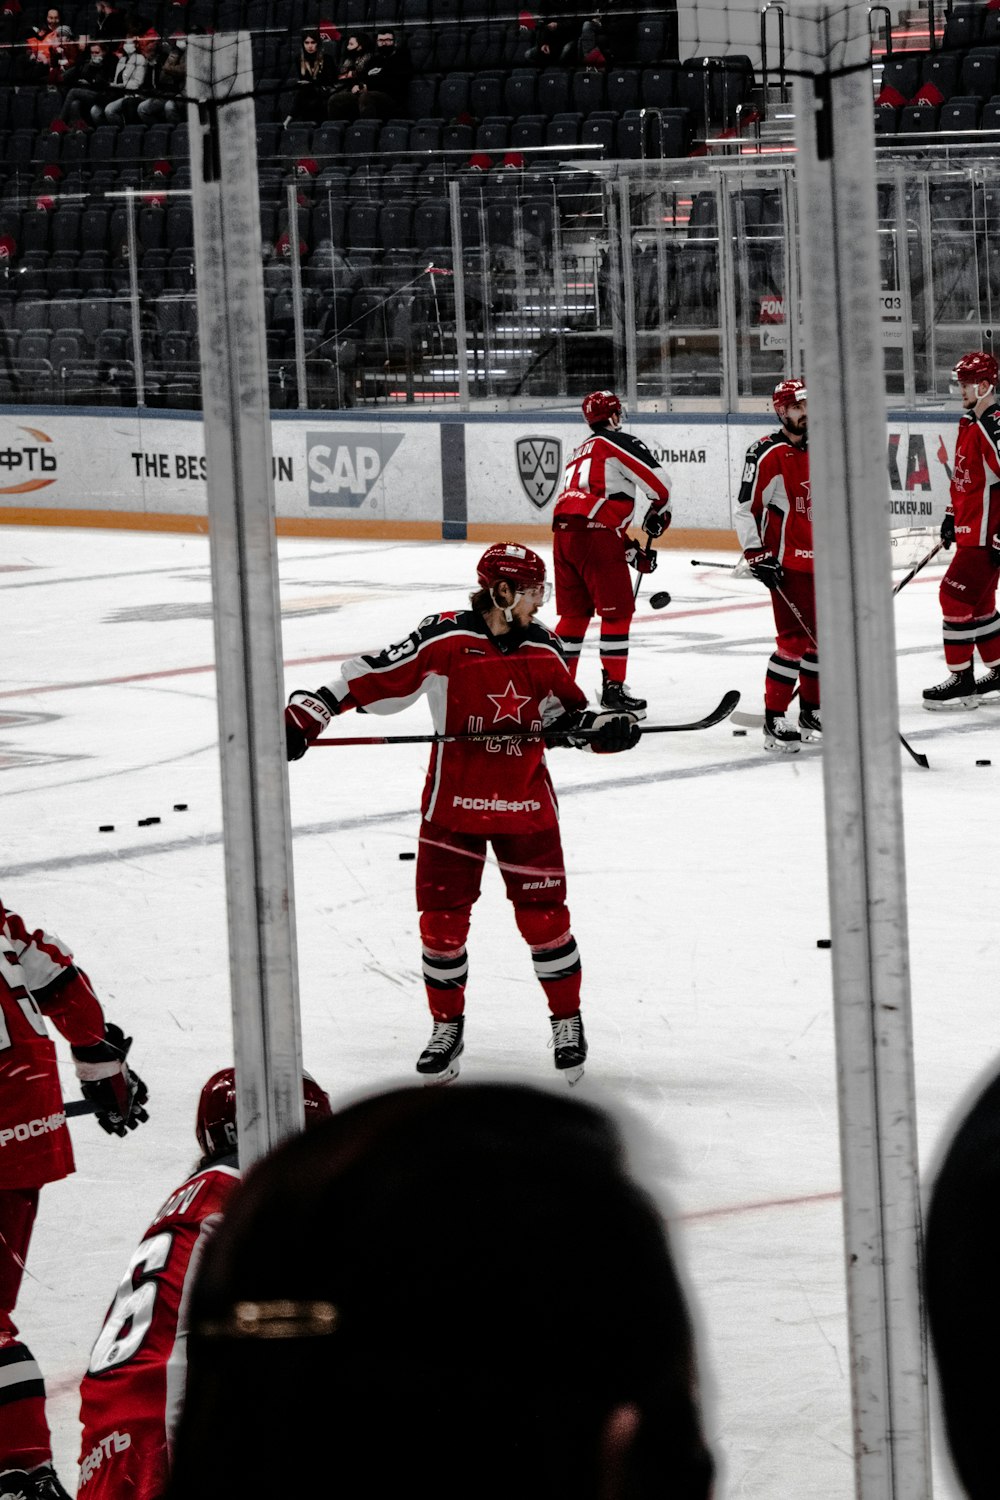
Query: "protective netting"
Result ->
[[0, 2, 995, 412]]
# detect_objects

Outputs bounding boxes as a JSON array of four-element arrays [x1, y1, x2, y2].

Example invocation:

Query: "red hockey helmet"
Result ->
[[953, 351, 998, 388], [581, 389, 622, 426], [195, 1068, 333, 1159], [476, 542, 547, 593], [772, 377, 807, 417]]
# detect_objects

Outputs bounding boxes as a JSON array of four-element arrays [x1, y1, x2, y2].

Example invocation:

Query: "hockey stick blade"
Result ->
[[729, 710, 930, 768], [313, 691, 742, 747]]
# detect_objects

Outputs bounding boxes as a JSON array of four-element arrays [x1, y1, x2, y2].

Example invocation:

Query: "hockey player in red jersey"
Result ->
[[552, 390, 671, 719], [735, 377, 818, 753], [284, 542, 641, 1085], [0, 900, 149, 1500], [77, 1067, 331, 1500], [922, 351, 1000, 710]]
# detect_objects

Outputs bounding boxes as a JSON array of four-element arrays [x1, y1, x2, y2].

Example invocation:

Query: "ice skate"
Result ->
[[416, 1016, 464, 1085], [600, 670, 647, 720], [763, 709, 801, 752], [922, 669, 978, 711], [550, 1011, 587, 1085], [798, 705, 822, 743], [975, 666, 1000, 704]]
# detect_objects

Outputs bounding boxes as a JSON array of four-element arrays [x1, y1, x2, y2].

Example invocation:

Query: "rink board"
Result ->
[[0, 407, 955, 539]]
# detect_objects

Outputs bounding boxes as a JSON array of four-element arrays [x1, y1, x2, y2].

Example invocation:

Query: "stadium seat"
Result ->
[[438, 72, 472, 119], [939, 96, 982, 130], [878, 53, 924, 103], [344, 120, 382, 156], [475, 116, 512, 152], [347, 203, 381, 252], [572, 71, 607, 113], [899, 103, 940, 132], [510, 115, 546, 150], [504, 70, 538, 116], [636, 19, 668, 62], [313, 121, 346, 159], [21, 210, 50, 256], [606, 69, 641, 113], [46, 253, 80, 294], [380, 203, 415, 251], [17, 329, 51, 364], [546, 112, 583, 148], [50, 328, 85, 366], [467, 26, 507, 71], [410, 119, 443, 152], [468, 72, 504, 119], [379, 119, 413, 155], [580, 112, 617, 156], [536, 69, 572, 117], [443, 122, 474, 153], [433, 28, 467, 73], [920, 51, 962, 102], [982, 95, 1000, 131], [520, 198, 554, 251], [414, 198, 450, 251], [962, 48, 1000, 100], [874, 105, 900, 136], [943, 3, 984, 49]]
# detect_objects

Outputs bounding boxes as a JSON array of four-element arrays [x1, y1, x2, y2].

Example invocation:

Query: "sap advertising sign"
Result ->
[[307, 431, 404, 507]]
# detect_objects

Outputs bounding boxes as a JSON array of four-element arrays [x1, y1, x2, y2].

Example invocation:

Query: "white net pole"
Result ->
[[187, 33, 304, 1167], [791, 5, 931, 1495]]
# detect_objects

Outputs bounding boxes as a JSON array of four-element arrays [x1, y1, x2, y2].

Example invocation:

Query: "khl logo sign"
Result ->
[[307, 431, 403, 508], [515, 436, 562, 510]]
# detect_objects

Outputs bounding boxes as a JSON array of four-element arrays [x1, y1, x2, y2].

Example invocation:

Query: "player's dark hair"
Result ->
[[168, 1084, 713, 1500], [469, 585, 493, 613]]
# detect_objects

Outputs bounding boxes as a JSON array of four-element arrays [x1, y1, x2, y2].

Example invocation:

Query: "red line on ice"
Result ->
[[0, 601, 773, 699]]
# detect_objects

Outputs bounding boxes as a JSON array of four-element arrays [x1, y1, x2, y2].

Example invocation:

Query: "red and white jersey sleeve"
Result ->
[[735, 431, 814, 572], [78, 1162, 241, 1500], [321, 610, 588, 834], [950, 405, 1000, 547], [553, 429, 671, 535], [0, 903, 107, 1190]]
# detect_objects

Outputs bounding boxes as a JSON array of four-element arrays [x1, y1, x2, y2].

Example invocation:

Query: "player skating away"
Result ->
[[552, 390, 671, 719], [735, 378, 819, 753], [77, 1068, 331, 1500], [284, 543, 641, 1086], [0, 901, 149, 1500], [922, 351, 1000, 711]]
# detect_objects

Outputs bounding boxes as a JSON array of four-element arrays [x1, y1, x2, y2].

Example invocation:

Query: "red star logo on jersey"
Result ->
[[487, 679, 532, 725]]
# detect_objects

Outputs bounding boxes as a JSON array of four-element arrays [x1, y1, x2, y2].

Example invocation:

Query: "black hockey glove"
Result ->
[[624, 541, 657, 574], [990, 529, 1000, 567], [940, 511, 956, 549], [641, 505, 669, 539], [545, 709, 640, 753], [285, 688, 335, 761], [745, 550, 783, 590], [71, 1023, 150, 1137]]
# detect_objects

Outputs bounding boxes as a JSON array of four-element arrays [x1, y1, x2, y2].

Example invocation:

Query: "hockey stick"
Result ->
[[733, 586, 929, 768], [66, 1098, 97, 1117], [691, 558, 738, 569], [631, 542, 671, 609], [313, 691, 741, 746], [892, 540, 944, 596]]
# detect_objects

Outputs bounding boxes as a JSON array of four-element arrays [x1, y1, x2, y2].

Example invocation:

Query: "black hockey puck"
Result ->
[[649, 591, 672, 609], [173, 803, 188, 811], [138, 819, 149, 826], [733, 729, 747, 737], [146, 816, 161, 824], [816, 939, 832, 949], [976, 759, 992, 766], [99, 825, 114, 832], [399, 852, 416, 861]]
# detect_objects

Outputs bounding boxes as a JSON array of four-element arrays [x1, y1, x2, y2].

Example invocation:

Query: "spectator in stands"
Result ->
[[355, 27, 411, 120], [166, 1082, 715, 1500], [324, 29, 373, 120], [78, 0, 126, 50], [46, 23, 78, 82], [573, 2, 638, 67], [123, 7, 158, 59], [22, 5, 64, 81], [925, 1059, 1000, 1497], [137, 35, 186, 121], [54, 39, 116, 128], [524, 11, 577, 66], [284, 29, 331, 126], [100, 31, 148, 122]]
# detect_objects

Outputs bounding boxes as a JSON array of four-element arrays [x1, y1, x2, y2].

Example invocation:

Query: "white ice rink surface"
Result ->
[[2, 525, 998, 1497]]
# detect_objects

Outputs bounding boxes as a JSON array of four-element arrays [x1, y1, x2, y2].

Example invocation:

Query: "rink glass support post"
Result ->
[[286, 181, 309, 411], [187, 33, 305, 1167], [447, 181, 471, 409], [124, 188, 146, 407], [792, 8, 931, 1497]]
